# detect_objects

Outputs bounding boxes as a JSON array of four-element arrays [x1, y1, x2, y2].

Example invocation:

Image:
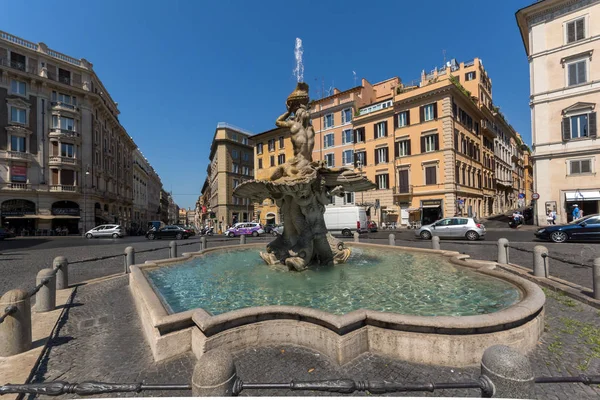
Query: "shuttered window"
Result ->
[[569, 159, 592, 175], [567, 60, 587, 86], [563, 112, 597, 140], [376, 174, 389, 189], [398, 170, 409, 193], [566, 18, 585, 44], [425, 166, 437, 185]]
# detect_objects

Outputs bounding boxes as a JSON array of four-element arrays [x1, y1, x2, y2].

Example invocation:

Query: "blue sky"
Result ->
[[3, 0, 533, 209]]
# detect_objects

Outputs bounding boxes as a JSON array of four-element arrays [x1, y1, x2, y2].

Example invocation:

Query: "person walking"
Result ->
[[572, 204, 580, 221]]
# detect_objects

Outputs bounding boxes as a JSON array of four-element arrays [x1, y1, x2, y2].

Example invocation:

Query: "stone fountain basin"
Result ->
[[128, 243, 545, 367]]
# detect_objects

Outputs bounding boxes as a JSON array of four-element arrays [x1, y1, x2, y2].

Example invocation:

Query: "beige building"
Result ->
[[517, 0, 599, 224], [0, 30, 167, 235], [203, 122, 254, 232]]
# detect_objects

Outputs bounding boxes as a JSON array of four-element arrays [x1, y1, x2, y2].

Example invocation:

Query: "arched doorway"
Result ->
[[265, 212, 276, 225], [51, 200, 80, 234], [1, 199, 36, 235]]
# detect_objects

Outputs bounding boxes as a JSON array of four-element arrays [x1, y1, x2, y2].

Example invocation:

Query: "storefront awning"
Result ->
[[565, 191, 600, 201]]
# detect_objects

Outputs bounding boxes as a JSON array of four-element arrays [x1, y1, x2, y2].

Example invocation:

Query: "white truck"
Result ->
[[323, 206, 369, 237]]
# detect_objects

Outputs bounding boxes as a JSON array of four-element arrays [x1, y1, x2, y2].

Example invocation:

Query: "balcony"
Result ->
[[0, 57, 38, 75], [0, 182, 36, 191], [50, 184, 78, 193], [49, 128, 81, 142], [49, 156, 80, 167], [51, 101, 79, 113], [393, 185, 413, 196], [0, 150, 33, 162]]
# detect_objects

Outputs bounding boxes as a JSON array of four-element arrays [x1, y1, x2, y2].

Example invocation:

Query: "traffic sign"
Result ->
[[458, 199, 465, 205], [518, 193, 525, 199], [532, 193, 540, 200]]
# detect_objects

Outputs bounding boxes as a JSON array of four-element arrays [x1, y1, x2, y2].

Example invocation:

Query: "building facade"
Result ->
[[0, 30, 162, 235], [517, 0, 599, 224], [202, 123, 254, 232], [132, 148, 150, 231]]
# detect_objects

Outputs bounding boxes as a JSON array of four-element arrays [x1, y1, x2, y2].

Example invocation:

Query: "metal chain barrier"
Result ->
[[507, 244, 594, 269]]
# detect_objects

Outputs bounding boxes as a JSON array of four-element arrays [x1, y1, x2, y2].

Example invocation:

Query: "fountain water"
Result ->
[[233, 41, 375, 271]]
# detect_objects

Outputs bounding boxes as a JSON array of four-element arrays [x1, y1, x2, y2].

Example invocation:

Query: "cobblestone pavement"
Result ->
[[27, 274, 600, 399]]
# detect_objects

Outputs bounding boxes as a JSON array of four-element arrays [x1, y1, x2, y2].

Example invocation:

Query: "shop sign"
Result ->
[[421, 200, 442, 206], [51, 208, 80, 216], [11, 165, 27, 183]]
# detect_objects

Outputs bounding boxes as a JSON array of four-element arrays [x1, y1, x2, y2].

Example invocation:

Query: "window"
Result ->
[[342, 150, 354, 165], [375, 147, 388, 164], [242, 137, 248, 145], [324, 133, 334, 148], [268, 139, 275, 151], [52, 116, 75, 131], [10, 107, 26, 124], [569, 159, 592, 175], [342, 129, 353, 144], [376, 174, 389, 189], [324, 113, 334, 128], [395, 140, 410, 157], [421, 134, 439, 153], [257, 143, 263, 154], [421, 103, 436, 122], [279, 136, 284, 149], [268, 155, 274, 167], [242, 166, 250, 175], [341, 108, 352, 124], [232, 149, 239, 159], [465, 72, 476, 81], [374, 121, 387, 138], [344, 192, 354, 204], [278, 154, 286, 165], [11, 80, 26, 95], [232, 163, 239, 173], [233, 179, 239, 188], [354, 127, 365, 143], [398, 169, 409, 193], [354, 151, 366, 168], [52, 92, 77, 105], [425, 165, 437, 185], [565, 113, 591, 139], [61, 143, 74, 158], [567, 60, 587, 86], [566, 18, 585, 44], [10, 136, 26, 152], [325, 153, 335, 167], [395, 111, 409, 128], [243, 152, 250, 161]]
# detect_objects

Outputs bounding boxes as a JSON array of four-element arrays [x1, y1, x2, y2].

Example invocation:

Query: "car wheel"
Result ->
[[112, 233, 119, 238], [465, 230, 479, 241], [252, 231, 259, 237], [147, 233, 155, 240], [550, 231, 568, 243], [420, 230, 432, 240], [342, 229, 351, 237], [228, 232, 235, 238], [175, 233, 183, 240], [85, 233, 93, 239]]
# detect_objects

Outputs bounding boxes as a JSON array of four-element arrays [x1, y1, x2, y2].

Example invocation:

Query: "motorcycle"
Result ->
[[508, 216, 523, 229], [201, 227, 214, 236]]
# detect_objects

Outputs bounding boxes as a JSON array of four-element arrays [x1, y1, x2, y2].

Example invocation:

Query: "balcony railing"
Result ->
[[49, 128, 81, 139], [51, 101, 78, 111], [50, 184, 78, 192], [393, 185, 413, 195], [1, 150, 32, 162], [49, 156, 79, 165], [0, 182, 35, 191]]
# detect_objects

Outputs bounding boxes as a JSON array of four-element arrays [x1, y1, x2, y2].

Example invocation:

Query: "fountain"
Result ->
[[127, 40, 545, 367]]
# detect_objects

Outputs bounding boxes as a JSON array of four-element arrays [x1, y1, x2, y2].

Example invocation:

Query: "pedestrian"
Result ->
[[572, 204, 580, 221], [546, 211, 553, 225], [579, 208, 584, 219], [551, 210, 556, 225]]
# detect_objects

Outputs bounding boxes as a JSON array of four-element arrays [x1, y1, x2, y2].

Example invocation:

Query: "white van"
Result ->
[[323, 206, 369, 237]]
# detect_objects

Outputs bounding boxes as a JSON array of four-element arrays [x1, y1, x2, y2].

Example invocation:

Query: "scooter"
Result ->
[[201, 227, 214, 236], [508, 217, 523, 229]]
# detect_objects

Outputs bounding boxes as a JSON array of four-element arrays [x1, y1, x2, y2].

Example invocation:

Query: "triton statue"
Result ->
[[234, 82, 375, 271]]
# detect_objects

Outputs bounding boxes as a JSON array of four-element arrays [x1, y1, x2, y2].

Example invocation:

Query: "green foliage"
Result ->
[[449, 75, 474, 104]]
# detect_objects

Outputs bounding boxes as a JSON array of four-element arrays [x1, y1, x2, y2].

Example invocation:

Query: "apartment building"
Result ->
[[147, 167, 162, 224], [517, 0, 599, 224], [202, 123, 254, 232], [0, 30, 163, 235], [159, 189, 170, 224], [252, 126, 294, 225], [132, 148, 155, 230]]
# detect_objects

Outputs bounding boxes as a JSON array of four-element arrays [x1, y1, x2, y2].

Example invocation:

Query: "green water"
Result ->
[[145, 247, 520, 316]]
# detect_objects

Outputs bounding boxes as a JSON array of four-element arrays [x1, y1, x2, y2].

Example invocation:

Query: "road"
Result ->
[[1, 228, 597, 297]]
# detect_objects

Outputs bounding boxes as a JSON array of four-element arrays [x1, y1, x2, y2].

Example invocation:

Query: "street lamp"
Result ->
[[83, 165, 90, 236]]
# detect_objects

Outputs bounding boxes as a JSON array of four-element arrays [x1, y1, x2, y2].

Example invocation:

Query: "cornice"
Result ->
[[5, 124, 32, 136], [527, 0, 599, 25]]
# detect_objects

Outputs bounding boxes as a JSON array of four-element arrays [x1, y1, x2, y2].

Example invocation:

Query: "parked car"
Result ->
[[323, 206, 369, 237], [271, 223, 284, 236], [146, 225, 190, 240], [176, 225, 196, 236], [535, 214, 600, 243], [416, 217, 485, 241], [0, 228, 16, 240], [85, 224, 125, 239], [225, 222, 264, 237]]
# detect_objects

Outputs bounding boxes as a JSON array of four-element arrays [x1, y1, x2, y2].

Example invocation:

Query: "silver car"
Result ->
[[416, 217, 485, 241], [85, 224, 125, 239]]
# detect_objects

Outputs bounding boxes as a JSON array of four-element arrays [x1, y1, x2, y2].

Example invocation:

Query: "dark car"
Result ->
[[534, 214, 600, 243], [0, 228, 16, 240], [176, 225, 196, 236], [146, 225, 190, 240]]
